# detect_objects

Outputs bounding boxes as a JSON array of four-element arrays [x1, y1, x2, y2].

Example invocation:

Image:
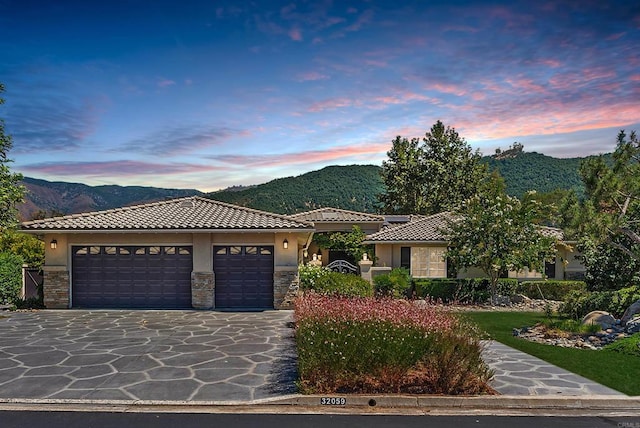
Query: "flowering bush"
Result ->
[[295, 294, 493, 394], [299, 264, 373, 297]]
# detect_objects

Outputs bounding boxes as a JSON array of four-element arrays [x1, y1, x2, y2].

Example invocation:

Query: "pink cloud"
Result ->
[[21, 161, 223, 177], [308, 97, 359, 112], [157, 78, 176, 88], [296, 71, 329, 82], [211, 143, 391, 168], [428, 83, 468, 97], [289, 27, 303, 41]]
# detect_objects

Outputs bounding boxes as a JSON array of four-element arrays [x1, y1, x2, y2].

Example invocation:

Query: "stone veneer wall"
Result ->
[[274, 269, 299, 309], [43, 270, 70, 309], [191, 271, 215, 309]]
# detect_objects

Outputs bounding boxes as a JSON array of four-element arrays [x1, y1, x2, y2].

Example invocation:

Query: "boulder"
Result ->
[[510, 294, 531, 304], [625, 315, 640, 334], [621, 298, 640, 325], [581, 311, 616, 330]]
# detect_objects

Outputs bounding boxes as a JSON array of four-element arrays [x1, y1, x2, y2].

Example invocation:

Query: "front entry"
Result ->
[[213, 245, 274, 309]]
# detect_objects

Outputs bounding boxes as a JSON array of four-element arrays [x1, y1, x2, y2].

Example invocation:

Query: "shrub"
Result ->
[[298, 264, 332, 290], [294, 294, 493, 394], [373, 267, 411, 298], [310, 271, 373, 297], [0, 252, 23, 306], [517, 280, 586, 301], [603, 333, 640, 357], [559, 285, 640, 319], [413, 278, 518, 304]]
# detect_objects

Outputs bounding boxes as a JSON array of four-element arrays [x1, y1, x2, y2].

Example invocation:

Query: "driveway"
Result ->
[[0, 310, 297, 401]]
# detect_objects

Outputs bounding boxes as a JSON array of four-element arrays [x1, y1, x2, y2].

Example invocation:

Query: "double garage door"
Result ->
[[71, 244, 274, 309]]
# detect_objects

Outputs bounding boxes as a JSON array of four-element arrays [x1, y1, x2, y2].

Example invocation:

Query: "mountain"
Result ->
[[208, 151, 608, 214], [17, 150, 610, 219], [209, 164, 384, 214], [18, 177, 202, 221]]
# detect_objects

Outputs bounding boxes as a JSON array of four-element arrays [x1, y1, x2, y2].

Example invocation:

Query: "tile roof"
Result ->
[[290, 207, 384, 223], [366, 212, 568, 243], [21, 197, 314, 232], [365, 212, 453, 243]]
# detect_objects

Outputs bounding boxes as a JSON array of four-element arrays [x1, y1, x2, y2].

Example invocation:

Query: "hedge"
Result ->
[[306, 271, 374, 297], [413, 278, 518, 304], [0, 252, 23, 306], [373, 268, 411, 298], [559, 285, 640, 319], [517, 280, 586, 301]]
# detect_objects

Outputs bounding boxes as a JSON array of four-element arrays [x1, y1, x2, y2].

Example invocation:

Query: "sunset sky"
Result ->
[[1, 0, 639, 191]]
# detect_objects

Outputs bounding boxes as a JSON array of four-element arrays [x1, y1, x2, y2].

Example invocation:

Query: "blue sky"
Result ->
[[1, 0, 639, 191]]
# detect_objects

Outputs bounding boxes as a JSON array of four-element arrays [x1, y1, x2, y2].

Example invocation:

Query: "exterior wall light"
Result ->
[[362, 253, 368, 261], [50, 239, 58, 249], [283, 239, 288, 249]]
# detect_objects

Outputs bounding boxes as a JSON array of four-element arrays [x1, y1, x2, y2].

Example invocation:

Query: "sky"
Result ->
[[1, 0, 639, 192]]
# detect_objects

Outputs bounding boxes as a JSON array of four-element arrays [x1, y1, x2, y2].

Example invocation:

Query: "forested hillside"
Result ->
[[209, 165, 384, 214], [18, 150, 610, 218], [19, 177, 201, 220]]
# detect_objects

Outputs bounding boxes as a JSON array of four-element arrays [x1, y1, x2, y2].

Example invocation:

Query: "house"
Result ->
[[20, 197, 314, 310], [364, 212, 585, 281], [290, 207, 384, 264]]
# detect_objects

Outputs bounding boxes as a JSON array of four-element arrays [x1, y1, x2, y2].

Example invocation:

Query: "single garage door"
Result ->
[[213, 245, 274, 309], [72, 245, 193, 308]]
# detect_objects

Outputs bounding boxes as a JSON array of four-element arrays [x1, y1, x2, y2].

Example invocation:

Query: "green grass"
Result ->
[[463, 311, 640, 396]]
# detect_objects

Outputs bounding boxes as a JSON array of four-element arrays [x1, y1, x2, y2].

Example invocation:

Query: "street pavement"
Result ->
[[0, 310, 296, 401], [0, 309, 628, 404]]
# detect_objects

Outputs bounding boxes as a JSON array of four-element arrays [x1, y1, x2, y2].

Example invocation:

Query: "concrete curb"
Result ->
[[1, 394, 639, 413]]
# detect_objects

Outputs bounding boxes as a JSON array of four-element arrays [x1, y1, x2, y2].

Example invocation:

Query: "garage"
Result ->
[[214, 245, 274, 309], [72, 245, 193, 308]]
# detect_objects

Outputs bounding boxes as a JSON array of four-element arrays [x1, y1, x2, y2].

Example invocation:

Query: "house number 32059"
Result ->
[[320, 397, 346, 405]]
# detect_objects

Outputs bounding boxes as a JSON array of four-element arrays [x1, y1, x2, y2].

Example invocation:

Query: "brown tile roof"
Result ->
[[365, 212, 453, 243], [290, 207, 384, 223], [21, 197, 314, 232], [366, 212, 567, 243]]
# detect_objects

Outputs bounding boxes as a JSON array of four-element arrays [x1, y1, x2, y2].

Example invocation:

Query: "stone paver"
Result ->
[[482, 340, 625, 396], [0, 310, 296, 401]]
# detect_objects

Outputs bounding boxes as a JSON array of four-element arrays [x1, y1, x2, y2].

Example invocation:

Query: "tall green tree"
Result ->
[[0, 83, 25, 230], [445, 174, 557, 303], [561, 130, 640, 290], [563, 130, 640, 262], [379, 120, 487, 215]]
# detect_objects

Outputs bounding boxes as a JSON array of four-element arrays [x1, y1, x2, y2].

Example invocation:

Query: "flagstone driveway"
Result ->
[[0, 310, 296, 401]]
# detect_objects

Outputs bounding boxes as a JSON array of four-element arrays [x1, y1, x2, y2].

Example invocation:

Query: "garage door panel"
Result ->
[[214, 245, 274, 309], [72, 245, 192, 308]]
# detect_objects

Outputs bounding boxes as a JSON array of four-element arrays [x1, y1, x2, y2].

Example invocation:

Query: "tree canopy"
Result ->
[[379, 120, 487, 215], [0, 83, 25, 230], [445, 174, 557, 302], [561, 129, 640, 290]]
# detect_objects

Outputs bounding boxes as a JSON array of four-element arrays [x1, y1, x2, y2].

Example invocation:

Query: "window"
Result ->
[[216, 247, 227, 255], [400, 247, 411, 269], [260, 247, 272, 255], [410, 247, 446, 278], [230, 246, 242, 255], [245, 246, 257, 255], [164, 246, 176, 255]]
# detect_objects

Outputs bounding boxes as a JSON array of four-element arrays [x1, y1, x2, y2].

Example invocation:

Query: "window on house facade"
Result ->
[[400, 247, 411, 269], [410, 247, 446, 278]]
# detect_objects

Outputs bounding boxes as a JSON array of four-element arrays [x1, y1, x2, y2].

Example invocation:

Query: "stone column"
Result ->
[[359, 259, 374, 283], [274, 267, 299, 309], [191, 271, 214, 309], [43, 266, 70, 309]]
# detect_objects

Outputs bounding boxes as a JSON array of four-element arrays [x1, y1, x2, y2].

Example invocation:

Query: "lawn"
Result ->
[[463, 311, 640, 396]]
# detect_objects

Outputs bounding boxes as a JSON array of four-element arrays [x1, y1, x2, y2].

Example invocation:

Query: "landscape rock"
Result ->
[[625, 315, 640, 334], [621, 298, 640, 325], [581, 311, 616, 330], [510, 294, 531, 304]]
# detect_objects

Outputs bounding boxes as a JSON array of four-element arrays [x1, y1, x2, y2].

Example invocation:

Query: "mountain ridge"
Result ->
[[17, 150, 609, 219]]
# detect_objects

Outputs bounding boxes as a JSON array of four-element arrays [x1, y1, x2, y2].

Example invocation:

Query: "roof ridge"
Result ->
[[290, 206, 384, 219], [196, 196, 314, 226]]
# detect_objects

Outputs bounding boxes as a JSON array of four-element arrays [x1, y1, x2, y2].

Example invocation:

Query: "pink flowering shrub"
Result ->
[[295, 293, 493, 394]]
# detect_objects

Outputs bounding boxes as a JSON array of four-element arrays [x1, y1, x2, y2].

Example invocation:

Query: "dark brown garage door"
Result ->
[[213, 245, 274, 309], [72, 245, 193, 308]]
